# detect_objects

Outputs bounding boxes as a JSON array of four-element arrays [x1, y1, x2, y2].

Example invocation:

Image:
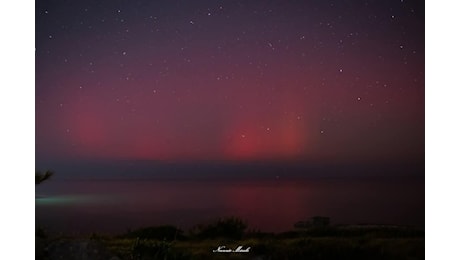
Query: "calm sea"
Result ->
[[35, 177, 424, 235]]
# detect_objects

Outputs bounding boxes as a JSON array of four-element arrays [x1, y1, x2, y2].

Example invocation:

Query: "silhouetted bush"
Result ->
[[130, 238, 192, 260], [191, 216, 248, 240], [36, 226, 47, 238], [120, 225, 185, 241], [245, 228, 275, 239]]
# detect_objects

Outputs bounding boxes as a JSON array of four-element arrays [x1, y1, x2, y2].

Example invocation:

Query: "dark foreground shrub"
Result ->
[[191, 216, 248, 240], [121, 225, 185, 241]]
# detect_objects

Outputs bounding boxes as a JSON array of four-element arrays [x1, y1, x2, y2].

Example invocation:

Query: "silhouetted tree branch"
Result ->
[[36, 170, 54, 185]]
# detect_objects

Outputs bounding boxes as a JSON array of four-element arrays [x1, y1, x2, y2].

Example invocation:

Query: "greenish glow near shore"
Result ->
[[35, 195, 93, 205]]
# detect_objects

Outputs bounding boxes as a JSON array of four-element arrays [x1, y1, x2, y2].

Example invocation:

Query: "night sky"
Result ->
[[36, 0, 424, 168]]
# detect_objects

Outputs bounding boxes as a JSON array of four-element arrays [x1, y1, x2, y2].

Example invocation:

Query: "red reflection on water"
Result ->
[[221, 181, 310, 231], [36, 179, 424, 235]]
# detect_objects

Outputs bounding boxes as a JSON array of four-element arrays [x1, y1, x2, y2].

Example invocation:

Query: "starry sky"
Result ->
[[36, 0, 424, 168]]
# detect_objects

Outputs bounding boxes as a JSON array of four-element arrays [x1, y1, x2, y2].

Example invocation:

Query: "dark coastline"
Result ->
[[36, 219, 424, 260]]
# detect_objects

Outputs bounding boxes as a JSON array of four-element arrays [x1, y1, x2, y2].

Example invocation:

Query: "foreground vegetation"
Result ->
[[36, 217, 424, 260]]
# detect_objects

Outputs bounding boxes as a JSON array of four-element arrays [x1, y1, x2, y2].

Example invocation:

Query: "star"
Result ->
[[35, 0, 424, 173]]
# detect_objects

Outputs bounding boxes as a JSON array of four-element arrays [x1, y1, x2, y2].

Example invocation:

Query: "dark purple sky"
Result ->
[[36, 0, 424, 166]]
